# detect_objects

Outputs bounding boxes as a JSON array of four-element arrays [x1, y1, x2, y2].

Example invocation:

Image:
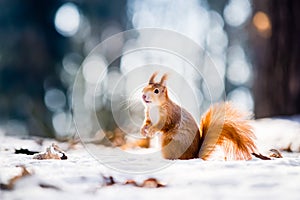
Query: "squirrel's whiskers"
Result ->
[[120, 89, 143, 111]]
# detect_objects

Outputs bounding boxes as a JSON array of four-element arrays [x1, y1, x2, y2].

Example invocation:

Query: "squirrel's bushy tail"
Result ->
[[198, 102, 257, 160]]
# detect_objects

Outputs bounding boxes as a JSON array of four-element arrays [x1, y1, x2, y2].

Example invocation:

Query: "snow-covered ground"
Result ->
[[1, 118, 300, 200]]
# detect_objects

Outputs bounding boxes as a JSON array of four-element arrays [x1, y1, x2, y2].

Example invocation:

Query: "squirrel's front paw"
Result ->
[[140, 125, 149, 137], [140, 125, 156, 138], [146, 127, 157, 138]]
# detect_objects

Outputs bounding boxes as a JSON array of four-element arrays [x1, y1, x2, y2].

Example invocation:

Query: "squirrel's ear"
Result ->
[[149, 72, 158, 84], [160, 73, 168, 86]]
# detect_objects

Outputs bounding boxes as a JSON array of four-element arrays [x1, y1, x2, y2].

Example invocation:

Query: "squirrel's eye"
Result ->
[[154, 88, 159, 94]]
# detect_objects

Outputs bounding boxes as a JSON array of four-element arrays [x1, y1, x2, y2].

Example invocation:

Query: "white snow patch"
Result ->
[[0, 118, 300, 199]]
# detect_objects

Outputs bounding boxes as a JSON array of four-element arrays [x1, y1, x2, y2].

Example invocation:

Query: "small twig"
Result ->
[[39, 183, 61, 190], [252, 153, 271, 160]]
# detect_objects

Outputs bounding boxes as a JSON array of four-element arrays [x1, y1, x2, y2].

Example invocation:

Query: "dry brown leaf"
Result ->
[[111, 128, 126, 147], [33, 143, 67, 160], [101, 175, 166, 188], [102, 176, 116, 186], [121, 137, 151, 150], [67, 138, 81, 150], [269, 149, 283, 158], [124, 179, 139, 187], [135, 138, 151, 148], [141, 178, 165, 188], [281, 143, 293, 153], [89, 128, 126, 147], [87, 128, 151, 149], [0, 165, 32, 190]]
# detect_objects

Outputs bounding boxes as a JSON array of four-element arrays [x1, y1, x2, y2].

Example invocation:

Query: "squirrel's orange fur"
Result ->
[[140, 72, 257, 160]]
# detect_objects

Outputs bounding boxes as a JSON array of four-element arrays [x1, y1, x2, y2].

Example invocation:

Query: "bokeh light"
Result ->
[[52, 111, 73, 138], [253, 11, 271, 38], [82, 55, 107, 85], [44, 88, 66, 111], [105, 69, 123, 100], [228, 87, 254, 112], [128, 0, 210, 46], [62, 53, 82, 76], [226, 45, 252, 85], [54, 3, 81, 37], [253, 11, 271, 31], [224, 0, 252, 27], [4, 120, 28, 136], [227, 59, 251, 85]]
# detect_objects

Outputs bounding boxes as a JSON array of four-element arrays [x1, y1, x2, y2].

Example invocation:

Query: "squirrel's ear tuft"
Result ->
[[160, 73, 168, 86], [149, 71, 158, 84]]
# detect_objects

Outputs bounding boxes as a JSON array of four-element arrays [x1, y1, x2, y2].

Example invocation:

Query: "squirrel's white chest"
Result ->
[[149, 106, 160, 125]]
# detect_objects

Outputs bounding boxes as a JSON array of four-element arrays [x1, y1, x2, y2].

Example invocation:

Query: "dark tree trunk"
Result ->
[[253, 0, 300, 118]]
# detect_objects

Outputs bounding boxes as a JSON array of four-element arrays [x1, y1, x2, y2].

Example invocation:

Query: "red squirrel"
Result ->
[[140, 72, 257, 160]]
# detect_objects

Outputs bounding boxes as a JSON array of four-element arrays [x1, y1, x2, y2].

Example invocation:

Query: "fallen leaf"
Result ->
[[141, 178, 165, 188], [123, 179, 138, 187], [269, 149, 283, 158], [101, 175, 166, 188], [121, 137, 151, 150], [102, 176, 116, 186], [67, 138, 81, 150], [0, 165, 32, 190], [136, 137, 151, 148], [33, 143, 67, 160], [281, 143, 293, 153], [111, 128, 126, 147]]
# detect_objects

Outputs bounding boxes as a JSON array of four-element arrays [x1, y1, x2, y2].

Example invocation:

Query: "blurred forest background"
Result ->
[[0, 0, 299, 138]]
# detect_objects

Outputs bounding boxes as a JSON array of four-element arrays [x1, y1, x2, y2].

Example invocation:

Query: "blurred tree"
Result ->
[[0, 0, 127, 137], [253, 0, 300, 118], [0, 0, 65, 137]]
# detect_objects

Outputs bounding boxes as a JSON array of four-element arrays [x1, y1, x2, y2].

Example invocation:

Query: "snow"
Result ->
[[1, 118, 300, 200]]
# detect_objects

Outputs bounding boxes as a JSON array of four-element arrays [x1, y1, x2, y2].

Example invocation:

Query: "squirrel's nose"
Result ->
[[142, 94, 146, 100]]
